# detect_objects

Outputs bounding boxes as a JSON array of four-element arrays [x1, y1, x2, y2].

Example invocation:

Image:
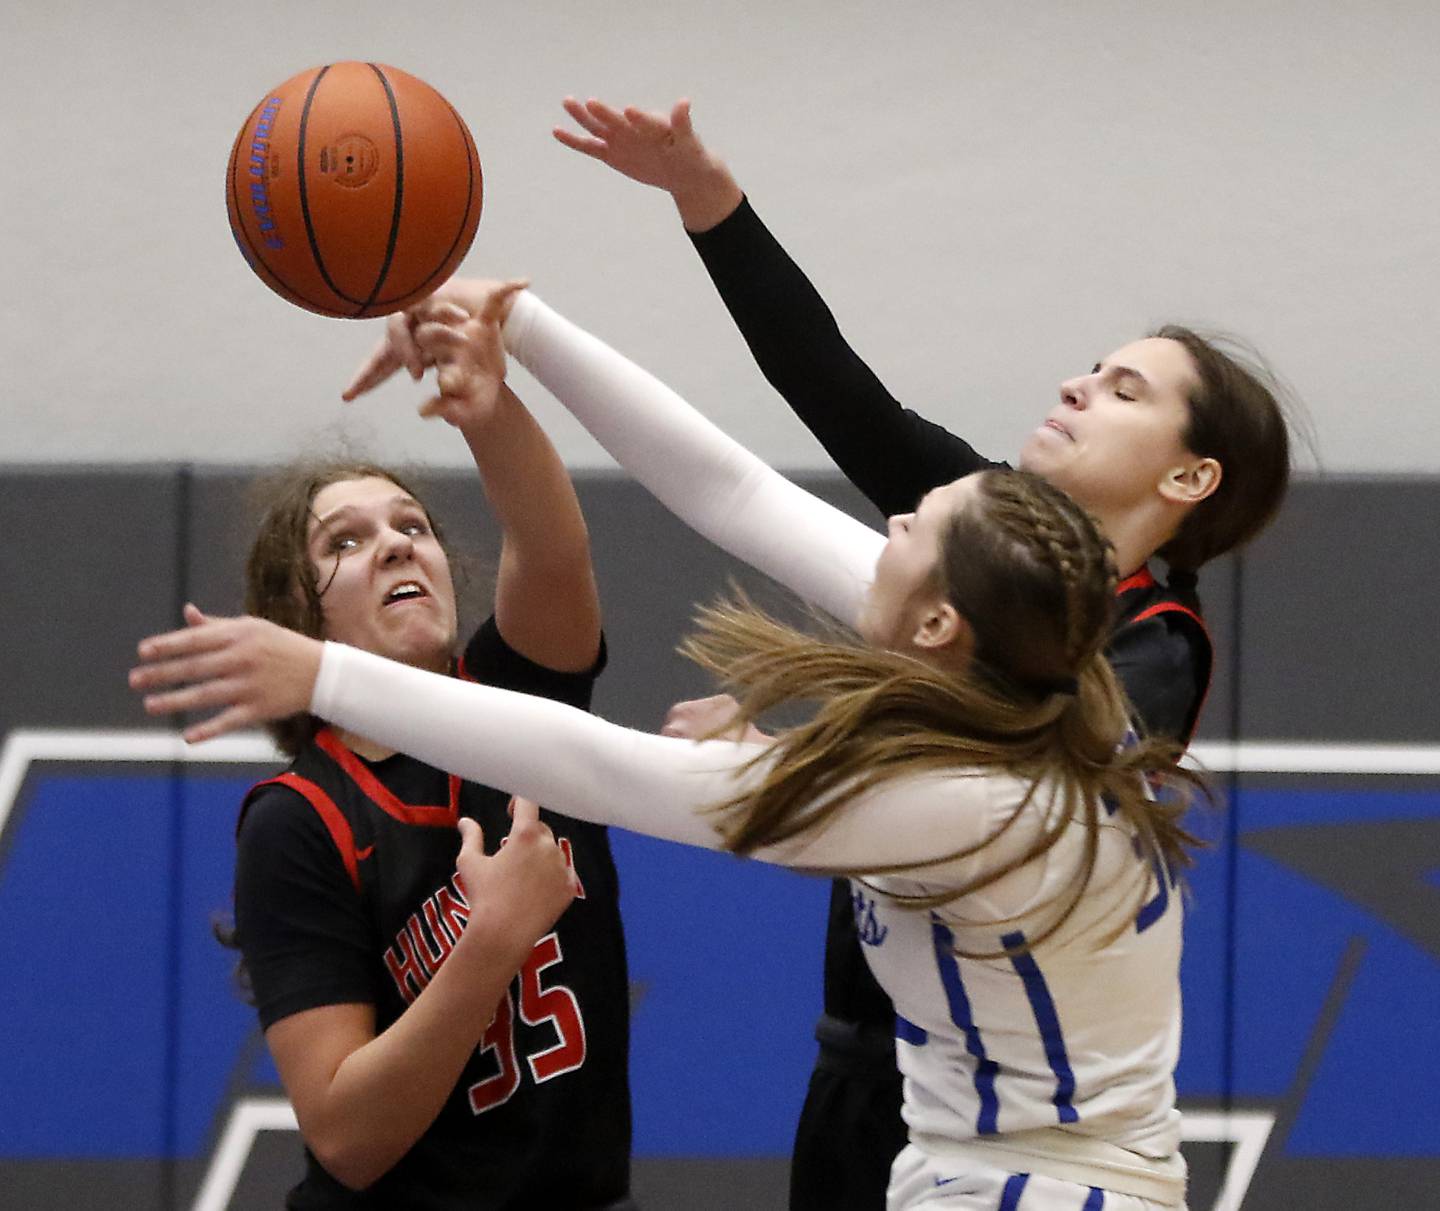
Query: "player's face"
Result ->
[[306, 476, 459, 673], [861, 475, 977, 654], [1018, 337, 1200, 516]]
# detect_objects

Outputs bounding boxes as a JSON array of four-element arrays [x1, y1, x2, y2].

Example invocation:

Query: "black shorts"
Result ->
[[788, 1017, 906, 1211]]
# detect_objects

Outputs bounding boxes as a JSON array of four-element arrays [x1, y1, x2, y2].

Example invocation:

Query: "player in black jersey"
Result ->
[[554, 99, 1292, 1210], [215, 286, 634, 1209]]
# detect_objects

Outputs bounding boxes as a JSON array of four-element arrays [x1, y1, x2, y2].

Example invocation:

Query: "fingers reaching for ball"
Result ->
[[343, 279, 530, 405]]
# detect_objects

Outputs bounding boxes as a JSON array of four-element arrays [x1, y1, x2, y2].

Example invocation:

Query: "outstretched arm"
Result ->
[[348, 284, 885, 628], [501, 289, 885, 627], [130, 617, 1006, 881], [553, 97, 999, 518], [359, 282, 601, 672]]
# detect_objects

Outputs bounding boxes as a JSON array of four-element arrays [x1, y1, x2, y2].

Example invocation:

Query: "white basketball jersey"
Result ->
[[857, 790, 1184, 1177]]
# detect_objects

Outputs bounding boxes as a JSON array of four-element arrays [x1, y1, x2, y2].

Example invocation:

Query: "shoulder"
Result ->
[[1112, 570, 1211, 674], [237, 767, 361, 881], [240, 774, 330, 841], [1107, 606, 1210, 742], [458, 615, 608, 708]]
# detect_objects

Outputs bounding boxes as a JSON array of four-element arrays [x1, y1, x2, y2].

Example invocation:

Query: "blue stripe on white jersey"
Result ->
[[1001, 929, 1079, 1124], [932, 919, 1002, 1134], [1105, 733, 1174, 934], [859, 763, 1184, 1192], [896, 1014, 929, 1045], [998, 1172, 1029, 1210]]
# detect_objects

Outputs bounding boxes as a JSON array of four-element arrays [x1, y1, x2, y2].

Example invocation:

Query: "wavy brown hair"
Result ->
[[244, 459, 451, 756], [681, 469, 1207, 956]]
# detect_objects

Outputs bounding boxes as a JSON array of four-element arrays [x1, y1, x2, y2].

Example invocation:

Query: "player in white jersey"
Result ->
[[132, 285, 1203, 1210]]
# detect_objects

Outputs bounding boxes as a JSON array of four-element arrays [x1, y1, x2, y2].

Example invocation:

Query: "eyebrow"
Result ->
[[310, 495, 423, 535], [1097, 362, 1150, 392]]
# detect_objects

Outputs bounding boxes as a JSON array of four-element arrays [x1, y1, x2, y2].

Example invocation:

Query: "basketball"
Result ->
[[226, 62, 482, 318]]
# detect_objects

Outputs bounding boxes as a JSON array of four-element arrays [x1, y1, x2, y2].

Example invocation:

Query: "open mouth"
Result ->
[[382, 581, 429, 607]]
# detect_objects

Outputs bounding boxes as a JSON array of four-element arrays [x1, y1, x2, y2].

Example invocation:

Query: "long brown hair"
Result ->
[[680, 469, 1206, 955], [244, 459, 451, 756]]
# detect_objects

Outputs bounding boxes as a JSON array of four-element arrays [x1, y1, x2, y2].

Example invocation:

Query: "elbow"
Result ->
[[308, 1130, 393, 1192]]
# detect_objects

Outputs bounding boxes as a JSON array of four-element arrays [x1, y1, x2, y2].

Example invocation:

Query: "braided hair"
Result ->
[[680, 468, 1204, 956]]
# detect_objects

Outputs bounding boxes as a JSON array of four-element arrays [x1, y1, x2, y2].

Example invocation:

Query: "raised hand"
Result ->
[[455, 798, 578, 953], [342, 278, 529, 404], [411, 280, 529, 431], [553, 97, 742, 231], [129, 604, 323, 742], [660, 693, 773, 745]]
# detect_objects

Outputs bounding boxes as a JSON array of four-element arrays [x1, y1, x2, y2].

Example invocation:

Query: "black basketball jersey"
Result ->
[[234, 618, 631, 1210]]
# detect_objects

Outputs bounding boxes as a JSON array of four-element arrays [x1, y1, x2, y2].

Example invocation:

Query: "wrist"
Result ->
[[454, 899, 538, 977], [672, 159, 743, 233]]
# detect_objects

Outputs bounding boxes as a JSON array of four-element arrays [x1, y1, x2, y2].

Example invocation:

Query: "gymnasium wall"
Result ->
[[4, 1, 1439, 474], [0, 465, 1436, 1210]]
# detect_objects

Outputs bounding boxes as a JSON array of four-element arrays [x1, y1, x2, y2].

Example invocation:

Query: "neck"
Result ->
[[1089, 501, 1179, 579], [334, 729, 395, 761]]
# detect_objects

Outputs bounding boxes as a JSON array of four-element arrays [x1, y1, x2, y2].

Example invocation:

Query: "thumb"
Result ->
[[183, 602, 209, 627], [671, 98, 693, 138], [457, 815, 485, 853], [479, 279, 530, 326]]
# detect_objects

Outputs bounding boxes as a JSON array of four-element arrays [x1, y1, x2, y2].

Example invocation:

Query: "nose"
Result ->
[[1058, 374, 1087, 410], [378, 526, 415, 564]]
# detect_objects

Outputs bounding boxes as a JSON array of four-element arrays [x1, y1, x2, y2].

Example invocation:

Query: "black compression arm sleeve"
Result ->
[[689, 197, 1000, 518]]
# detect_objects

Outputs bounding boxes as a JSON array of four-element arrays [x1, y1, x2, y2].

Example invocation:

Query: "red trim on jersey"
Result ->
[[1116, 567, 1158, 596], [253, 772, 362, 895], [1131, 600, 1205, 630], [315, 727, 460, 828], [1113, 564, 1214, 745]]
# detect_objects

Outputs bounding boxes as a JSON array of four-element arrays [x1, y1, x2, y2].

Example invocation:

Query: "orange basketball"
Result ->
[[226, 62, 482, 318]]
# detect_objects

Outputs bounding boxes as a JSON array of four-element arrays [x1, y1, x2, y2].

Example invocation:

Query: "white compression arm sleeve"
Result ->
[[312, 642, 1015, 882], [503, 291, 886, 628]]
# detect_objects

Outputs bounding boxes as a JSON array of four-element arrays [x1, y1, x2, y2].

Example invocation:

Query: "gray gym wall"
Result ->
[[4, 1, 1438, 474], [3, 4, 1438, 1210]]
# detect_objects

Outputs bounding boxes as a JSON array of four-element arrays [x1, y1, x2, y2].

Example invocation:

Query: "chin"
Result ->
[[376, 630, 453, 673], [1016, 438, 1055, 477]]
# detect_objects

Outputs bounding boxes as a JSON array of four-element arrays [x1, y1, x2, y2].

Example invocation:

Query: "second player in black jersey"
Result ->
[[553, 97, 1289, 1210]]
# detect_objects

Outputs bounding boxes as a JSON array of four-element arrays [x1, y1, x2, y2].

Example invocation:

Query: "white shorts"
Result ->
[[888, 1144, 1184, 1211]]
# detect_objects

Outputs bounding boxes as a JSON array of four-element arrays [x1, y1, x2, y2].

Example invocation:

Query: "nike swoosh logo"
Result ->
[[355, 845, 375, 861]]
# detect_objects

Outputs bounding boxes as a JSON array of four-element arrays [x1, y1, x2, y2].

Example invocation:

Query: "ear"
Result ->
[[1159, 456, 1222, 507], [911, 600, 974, 661]]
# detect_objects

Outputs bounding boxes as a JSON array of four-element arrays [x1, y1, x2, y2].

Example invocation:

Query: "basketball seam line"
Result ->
[[297, 65, 365, 309], [370, 98, 478, 309], [356, 63, 406, 317]]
